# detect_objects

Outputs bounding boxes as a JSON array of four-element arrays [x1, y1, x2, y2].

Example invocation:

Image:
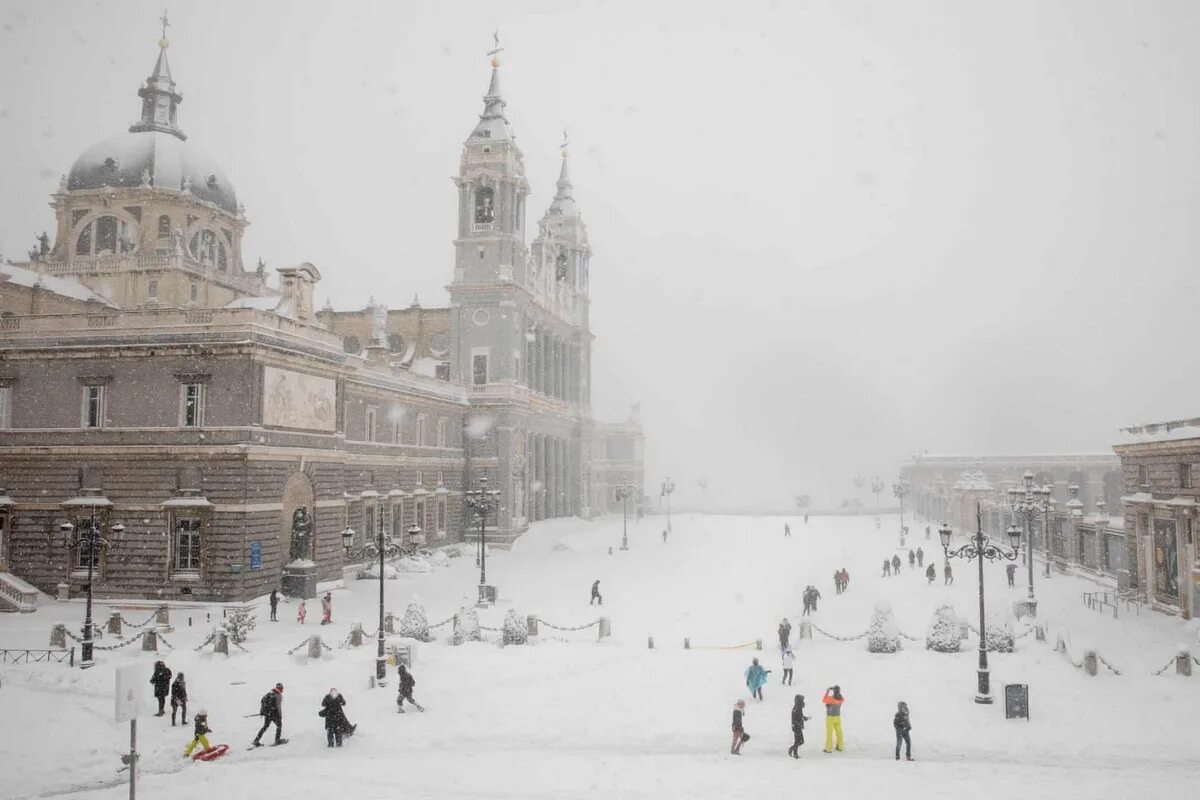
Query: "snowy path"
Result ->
[[1, 513, 1197, 799]]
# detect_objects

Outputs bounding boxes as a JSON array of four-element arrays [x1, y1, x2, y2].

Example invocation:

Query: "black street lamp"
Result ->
[[614, 482, 637, 551], [57, 511, 125, 669], [939, 502, 1021, 704], [464, 472, 500, 605], [342, 523, 403, 687], [871, 476, 884, 526], [893, 479, 911, 545], [660, 478, 675, 532], [1006, 471, 1052, 617]]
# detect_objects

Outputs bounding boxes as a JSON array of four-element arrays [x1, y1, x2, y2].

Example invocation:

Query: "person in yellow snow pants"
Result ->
[[822, 685, 845, 752], [824, 715, 843, 751], [184, 710, 212, 757]]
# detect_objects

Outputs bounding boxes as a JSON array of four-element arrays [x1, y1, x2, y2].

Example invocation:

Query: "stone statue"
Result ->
[[289, 506, 314, 562], [182, 175, 192, 193], [58, 174, 68, 192], [36, 231, 50, 255], [171, 227, 184, 254], [140, 169, 152, 187], [371, 301, 388, 347], [255, 257, 266, 278]]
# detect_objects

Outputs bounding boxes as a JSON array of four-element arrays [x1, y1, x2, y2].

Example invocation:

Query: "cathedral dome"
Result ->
[[67, 130, 238, 214]]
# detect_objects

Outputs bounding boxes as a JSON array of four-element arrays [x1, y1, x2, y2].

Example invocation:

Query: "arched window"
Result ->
[[76, 223, 92, 255], [343, 335, 362, 355], [475, 187, 495, 224], [157, 215, 171, 238], [75, 215, 135, 257]]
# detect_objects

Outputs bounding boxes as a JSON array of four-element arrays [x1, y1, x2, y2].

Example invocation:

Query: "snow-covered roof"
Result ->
[[224, 294, 284, 312], [0, 263, 119, 308], [1116, 421, 1200, 445]]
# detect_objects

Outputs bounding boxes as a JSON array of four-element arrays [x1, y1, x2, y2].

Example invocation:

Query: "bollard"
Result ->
[[608, 547, 613, 556], [1082, 649, 1098, 676], [1035, 625, 1046, 642], [50, 624, 67, 648], [106, 613, 122, 636], [958, 619, 970, 641], [648, 636, 655, 649], [1054, 632, 1066, 653], [188, 617, 192, 627], [384, 612, 396, 634], [1177, 649, 1193, 677], [755, 639, 762, 651], [598, 617, 611, 640], [214, 630, 229, 655], [142, 629, 158, 652], [350, 624, 364, 647], [307, 635, 323, 659], [56, 582, 70, 601], [527, 615, 539, 637], [799, 620, 812, 640], [156, 606, 170, 627], [684, 637, 690, 650]]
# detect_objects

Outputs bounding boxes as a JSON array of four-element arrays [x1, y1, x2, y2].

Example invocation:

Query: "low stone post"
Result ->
[[648, 636, 655, 649], [56, 583, 69, 602], [598, 617, 611, 639], [155, 606, 170, 627], [1082, 649, 1098, 676], [958, 619, 970, 641], [307, 635, 323, 659], [684, 637, 690, 650], [527, 615, 539, 637], [106, 612, 123, 636], [214, 630, 229, 655], [350, 623, 364, 647], [1177, 649, 1193, 677], [1035, 625, 1046, 642], [1054, 632, 1066, 653], [383, 613, 396, 634], [755, 639, 762, 651], [49, 624, 67, 648], [142, 629, 158, 652], [798, 620, 813, 640]]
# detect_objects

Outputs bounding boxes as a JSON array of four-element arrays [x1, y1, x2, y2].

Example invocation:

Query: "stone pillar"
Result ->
[[107, 612, 123, 636], [306, 635, 323, 659], [1177, 649, 1193, 676], [214, 630, 229, 655], [142, 630, 158, 652], [384, 612, 396, 634], [526, 615, 538, 637], [50, 624, 67, 648], [350, 623, 364, 647], [1082, 649, 1098, 676], [155, 605, 170, 627], [598, 617, 611, 639]]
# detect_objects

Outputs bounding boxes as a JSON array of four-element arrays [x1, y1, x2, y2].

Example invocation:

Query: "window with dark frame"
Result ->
[[181, 383, 204, 427], [1181, 463, 1192, 489], [173, 516, 202, 572], [473, 354, 488, 386], [0, 386, 11, 429], [82, 385, 104, 428]]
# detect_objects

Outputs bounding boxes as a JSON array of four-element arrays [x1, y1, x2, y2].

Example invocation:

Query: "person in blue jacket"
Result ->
[[745, 657, 771, 701]]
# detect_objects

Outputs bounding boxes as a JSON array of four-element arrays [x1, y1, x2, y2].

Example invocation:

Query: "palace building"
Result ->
[[0, 28, 643, 605]]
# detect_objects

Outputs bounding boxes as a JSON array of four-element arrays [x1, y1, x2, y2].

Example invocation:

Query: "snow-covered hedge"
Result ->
[[867, 602, 901, 653], [399, 599, 434, 642], [225, 606, 256, 644], [452, 605, 481, 645], [985, 617, 1015, 653], [502, 609, 528, 645], [926, 603, 960, 653]]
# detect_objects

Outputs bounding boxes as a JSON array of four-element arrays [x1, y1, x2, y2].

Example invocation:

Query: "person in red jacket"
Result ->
[[822, 685, 845, 753]]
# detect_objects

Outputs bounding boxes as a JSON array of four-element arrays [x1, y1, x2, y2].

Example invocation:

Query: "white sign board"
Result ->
[[114, 664, 142, 723]]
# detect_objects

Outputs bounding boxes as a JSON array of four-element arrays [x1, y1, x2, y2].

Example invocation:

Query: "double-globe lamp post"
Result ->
[[341, 521, 409, 687], [614, 482, 637, 551], [939, 502, 1021, 704], [465, 472, 501, 604], [58, 512, 125, 669], [893, 479, 911, 545], [660, 478, 675, 532], [1006, 470, 1052, 617]]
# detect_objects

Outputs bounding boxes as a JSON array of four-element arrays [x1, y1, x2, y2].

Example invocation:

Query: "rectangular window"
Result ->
[[436, 418, 447, 448], [437, 497, 447, 535], [416, 416, 426, 446], [415, 500, 426, 534], [435, 363, 450, 381], [391, 502, 404, 538], [147, 280, 158, 301], [82, 385, 105, 428], [514, 354, 522, 385], [473, 353, 488, 386], [1180, 463, 1191, 489], [189, 283, 198, 303], [173, 516, 202, 572], [1137, 464, 1148, 488], [180, 383, 204, 427], [416, 470, 423, 488], [365, 407, 377, 442], [0, 386, 11, 429], [362, 505, 374, 547]]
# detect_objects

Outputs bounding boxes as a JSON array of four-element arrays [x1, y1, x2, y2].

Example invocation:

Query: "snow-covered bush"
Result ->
[[451, 605, 481, 645], [399, 599, 433, 642], [926, 603, 960, 652], [985, 617, 1015, 653], [225, 606, 256, 644], [357, 562, 398, 580], [867, 602, 901, 653], [395, 556, 433, 573], [429, 550, 451, 568], [502, 609, 528, 645]]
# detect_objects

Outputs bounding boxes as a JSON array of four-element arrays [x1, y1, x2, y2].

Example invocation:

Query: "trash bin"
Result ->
[[1004, 684, 1029, 720]]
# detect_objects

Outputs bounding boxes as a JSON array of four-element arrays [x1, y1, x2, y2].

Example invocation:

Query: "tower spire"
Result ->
[[468, 32, 511, 142], [129, 12, 187, 140], [546, 129, 579, 218]]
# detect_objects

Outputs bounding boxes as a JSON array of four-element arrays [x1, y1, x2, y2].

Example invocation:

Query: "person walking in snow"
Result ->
[[926, 563, 937, 585], [802, 589, 812, 616], [882, 559, 891, 578], [784, 522, 791, 538], [787, 694, 810, 758], [891, 554, 902, 574], [841, 569, 850, 591], [1006, 563, 1017, 587], [832, 572, 841, 596], [804, 514, 809, 524], [252, 683, 285, 747], [781, 648, 795, 685], [894, 701, 913, 761], [590, 579, 603, 606], [151, 660, 172, 717], [320, 688, 355, 747], [183, 709, 213, 757], [778, 618, 792, 652], [170, 672, 188, 726], [944, 562, 954, 586], [907, 549, 916, 568], [925, 524, 931, 540], [822, 685, 845, 753], [396, 664, 425, 713], [916, 547, 925, 568], [808, 586, 822, 612], [745, 657, 770, 701], [731, 699, 748, 755], [662, 528, 668, 543], [269, 588, 279, 622], [297, 599, 307, 624], [320, 592, 332, 625]]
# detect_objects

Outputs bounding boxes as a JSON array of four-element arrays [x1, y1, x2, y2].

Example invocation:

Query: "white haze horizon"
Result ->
[[3, 0, 1198, 510]]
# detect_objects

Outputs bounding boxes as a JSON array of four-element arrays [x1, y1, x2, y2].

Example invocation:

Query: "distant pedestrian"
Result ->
[[787, 694, 810, 758], [170, 672, 188, 726], [320, 688, 355, 747], [832, 572, 841, 596], [891, 554, 902, 574], [1006, 563, 1016, 587], [804, 515, 809, 524], [731, 699, 748, 755], [894, 701, 913, 761], [151, 660, 172, 717], [745, 657, 770, 701], [882, 559, 891, 578], [320, 592, 332, 625], [840, 569, 850, 591], [925, 525, 931, 540], [183, 709, 212, 757], [396, 664, 425, 713], [907, 549, 916, 568], [297, 600, 307, 624], [662, 528, 668, 543], [803, 587, 813, 615], [808, 586, 822, 612], [944, 563, 954, 586], [269, 589, 279, 622], [637, 505, 644, 522], [781, 648, 794, 685], [590, 580, 603, 606], [926, 563, 936, 585], [778, 618, 792, 651], [916, 547, 925, 568], [822, 685, 845, 753], [784, 522, 791, 538], [252, 683, 285, 747]]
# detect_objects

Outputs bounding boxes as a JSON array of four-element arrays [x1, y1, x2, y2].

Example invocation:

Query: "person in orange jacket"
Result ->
[[822, 685, 844, 753]]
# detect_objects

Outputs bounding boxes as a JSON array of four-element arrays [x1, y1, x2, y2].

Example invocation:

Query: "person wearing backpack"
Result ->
[[252, 683, 286, 747], [170, 672, 188, 726], [150, 661, 172, 717], [396, 664, 425, 713]]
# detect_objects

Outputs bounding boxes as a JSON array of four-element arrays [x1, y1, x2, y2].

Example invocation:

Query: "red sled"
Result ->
[[193, 744, 230, 762]]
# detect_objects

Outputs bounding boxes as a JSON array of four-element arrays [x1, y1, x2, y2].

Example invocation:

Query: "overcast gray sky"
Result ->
[[2, 0, 1198, 509]]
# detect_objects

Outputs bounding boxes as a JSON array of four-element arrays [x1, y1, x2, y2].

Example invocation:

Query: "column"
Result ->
[[546, 437, 557, 518]]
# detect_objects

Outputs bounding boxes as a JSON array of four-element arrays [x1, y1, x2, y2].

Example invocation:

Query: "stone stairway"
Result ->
[[0, 572, 42, 612]]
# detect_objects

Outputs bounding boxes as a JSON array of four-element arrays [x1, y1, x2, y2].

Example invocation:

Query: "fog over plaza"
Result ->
[[3, 0, 1198, 508]]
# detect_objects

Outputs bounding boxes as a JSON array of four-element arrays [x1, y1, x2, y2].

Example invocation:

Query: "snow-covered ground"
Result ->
[[2, 513, 1198, 799]]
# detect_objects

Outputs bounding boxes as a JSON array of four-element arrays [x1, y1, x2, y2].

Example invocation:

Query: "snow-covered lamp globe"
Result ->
[[341, 526, 355, 551], [938, 523, 952, 550], [1006, 524, 1022, 552]]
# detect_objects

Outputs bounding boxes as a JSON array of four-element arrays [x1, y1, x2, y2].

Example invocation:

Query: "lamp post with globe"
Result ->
[[342, 522, 404, 686], [56, 509, 125, 669]]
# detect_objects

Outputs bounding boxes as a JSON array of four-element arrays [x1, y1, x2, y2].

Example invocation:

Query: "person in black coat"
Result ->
[[150, 661, 172, 716], [396, 664, 425, 713], [269, 588, 280, 622], [252, 683, 285, 746], [170, 672, 188, 726], [320, 689, 355, 747], [894, 700, 913, 760], [786, 694, 810, 758]]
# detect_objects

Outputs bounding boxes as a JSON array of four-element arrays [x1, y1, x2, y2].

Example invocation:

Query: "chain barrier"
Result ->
[[156, 633, 175, 651], [118, 611, 159, 629], [428, 616, 456, 630], [232, 640, 250, 653], [689, 641, 759, 650], [535, 618, 600, 632], [479, 625, 502, 632], [320, 639, 333, 652], [193, 633, 216, 652], [1014, 627, 1037, 640], [93, 633, 145, 652], [1151, 659, 1176, 677], [1096, 654, 1121, 675], [896, 631, 921, 642], [286, 638, 311, 655], [811, 624, 869, 642]]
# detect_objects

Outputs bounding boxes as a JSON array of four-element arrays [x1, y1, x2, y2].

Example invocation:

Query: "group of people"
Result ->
[[802, 585, 823, 614], [832, 569, 850, 594], [881, 554, 903, 576], [731, 682, 914, 761], [268, 588, 334, 625]]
